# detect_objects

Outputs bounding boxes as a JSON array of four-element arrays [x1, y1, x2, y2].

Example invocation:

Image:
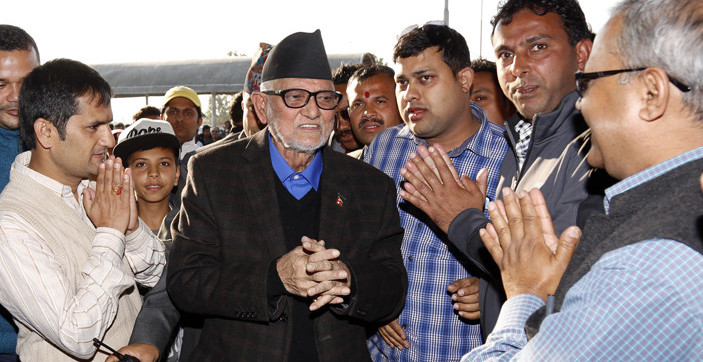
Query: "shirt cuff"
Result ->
[[493, 294, 545, 334], [94, 227, 126, 258]]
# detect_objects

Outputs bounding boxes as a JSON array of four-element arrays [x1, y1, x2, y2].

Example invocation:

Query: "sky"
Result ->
[[4, 0, 618, 123]]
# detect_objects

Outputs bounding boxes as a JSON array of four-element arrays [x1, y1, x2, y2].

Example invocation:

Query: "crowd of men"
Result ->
[[0, 0, 701, 361]]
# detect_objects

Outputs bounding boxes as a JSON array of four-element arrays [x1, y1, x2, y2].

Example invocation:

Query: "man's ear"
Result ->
[[251, 92, 269, 125], [575, 38, 593, 72], [197, 117, 203, 127], [639, 67, 670, 122], [174, 163, 181, 187], [33, 118, 55, 149], [457, 67, 474, 94]]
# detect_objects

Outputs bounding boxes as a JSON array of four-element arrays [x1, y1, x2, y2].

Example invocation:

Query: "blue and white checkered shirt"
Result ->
[[463, 147, 703, 361], [366, 104, 508, 361]]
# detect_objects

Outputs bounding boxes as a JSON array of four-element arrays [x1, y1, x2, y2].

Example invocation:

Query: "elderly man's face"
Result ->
[[263, 78, 336, 152], [492, 9, 589, 120], [576, 16, 638, 180]]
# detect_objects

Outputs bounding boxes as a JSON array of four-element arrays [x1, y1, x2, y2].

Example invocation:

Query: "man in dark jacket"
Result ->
[[166, 29, 407, 362]]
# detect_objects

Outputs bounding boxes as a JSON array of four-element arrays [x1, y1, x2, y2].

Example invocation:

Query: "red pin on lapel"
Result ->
[[336, 193, 346, 207]]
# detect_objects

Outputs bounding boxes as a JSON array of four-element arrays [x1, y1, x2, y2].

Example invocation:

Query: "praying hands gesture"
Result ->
[[399, 145, 488, 233], [479, 188, 581, 301], [277, 236, 351, 311], [83, 156, 139, 235]]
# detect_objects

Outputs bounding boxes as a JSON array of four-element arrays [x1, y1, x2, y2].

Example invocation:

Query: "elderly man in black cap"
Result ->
[[165, 30, 407, 361]]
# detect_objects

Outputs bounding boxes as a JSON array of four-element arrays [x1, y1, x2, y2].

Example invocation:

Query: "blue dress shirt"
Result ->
[[269, 134, 322, 199], [365, 104, 509, 361], [463, 147, 703, 361]]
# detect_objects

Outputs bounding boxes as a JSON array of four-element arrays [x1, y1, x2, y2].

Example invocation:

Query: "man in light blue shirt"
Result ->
[[465, 0, 703, 360]]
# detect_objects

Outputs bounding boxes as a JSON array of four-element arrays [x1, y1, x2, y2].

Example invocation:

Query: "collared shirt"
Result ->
[[269, 134, 322, 199], [463, 147, 703, 361], [365, 104, 508, 361], [180, 137, 201, 160], [0, 152, 166, 358]]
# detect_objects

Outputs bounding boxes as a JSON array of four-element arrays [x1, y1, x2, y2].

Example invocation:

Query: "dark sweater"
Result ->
[[272, 179, 321, 362]]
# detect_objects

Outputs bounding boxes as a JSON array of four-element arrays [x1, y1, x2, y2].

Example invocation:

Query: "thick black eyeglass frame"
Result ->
[[261, 89, 343, 110], [575, 67, 692, 97]]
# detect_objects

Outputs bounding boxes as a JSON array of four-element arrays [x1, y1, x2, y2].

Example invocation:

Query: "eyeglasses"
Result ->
[[575, 67, 692, 97], [262, 89, 342, 110]]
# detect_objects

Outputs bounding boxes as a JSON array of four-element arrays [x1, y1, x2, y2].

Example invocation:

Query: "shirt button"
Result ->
[[293, 175, 300, 180], [402, 324, 407, 328], [408, 256, 413, 261]]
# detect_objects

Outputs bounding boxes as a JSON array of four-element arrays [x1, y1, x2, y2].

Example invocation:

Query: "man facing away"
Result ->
[[166, 29, 407, 361], [466, 0, 703, 359], [365, 23, 508, 361], [0, 58, 165, 361]]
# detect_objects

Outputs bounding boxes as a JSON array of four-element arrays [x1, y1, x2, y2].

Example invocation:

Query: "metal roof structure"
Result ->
[[91, 54, 366, 98]]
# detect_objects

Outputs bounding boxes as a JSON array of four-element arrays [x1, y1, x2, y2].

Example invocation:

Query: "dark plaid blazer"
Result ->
[[167, 129, 407, 361]]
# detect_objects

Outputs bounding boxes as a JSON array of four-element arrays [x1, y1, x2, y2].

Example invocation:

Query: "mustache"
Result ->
[[359, 117, 385, 128]]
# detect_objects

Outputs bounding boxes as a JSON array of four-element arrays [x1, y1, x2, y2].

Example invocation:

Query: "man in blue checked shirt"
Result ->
[[465, 0, 703, 359], [365, 23, 508, 361]]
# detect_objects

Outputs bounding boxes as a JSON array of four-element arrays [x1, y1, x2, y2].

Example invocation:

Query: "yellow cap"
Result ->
[[163, 86, 201, 109]]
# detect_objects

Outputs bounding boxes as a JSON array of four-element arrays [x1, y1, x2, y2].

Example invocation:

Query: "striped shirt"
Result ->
[[366, 104, 508, 361], [0, 153, 165, 358], [463, 147, 703, 361]]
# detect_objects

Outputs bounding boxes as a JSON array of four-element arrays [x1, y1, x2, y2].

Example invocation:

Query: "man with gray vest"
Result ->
[[465, 0, 703, 359], [0, 59, 165, 361]]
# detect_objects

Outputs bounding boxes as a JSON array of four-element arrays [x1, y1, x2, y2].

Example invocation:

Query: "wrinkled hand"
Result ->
[[447, 277, 480, 320], [378, 319, 410, 350], [399, 145, 488, 233], [277, 237, 350, 311], [84, 157, 132, 234], [104, 343, 158, 362], [302, 237, 352, 311], [480, 188, 581, 301]]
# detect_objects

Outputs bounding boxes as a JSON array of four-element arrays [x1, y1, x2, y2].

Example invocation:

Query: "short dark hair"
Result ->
[[229, 91, 244, 124], [350, 65, 395, 83], [471, 58, 500, 87], [491, 0, 593, 46], [132, 105, 161, 121], [393, 24, 470, 76], [332, 63, 363, 85], [0, 24, 40, 62], [19, 59, 112, 149]]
